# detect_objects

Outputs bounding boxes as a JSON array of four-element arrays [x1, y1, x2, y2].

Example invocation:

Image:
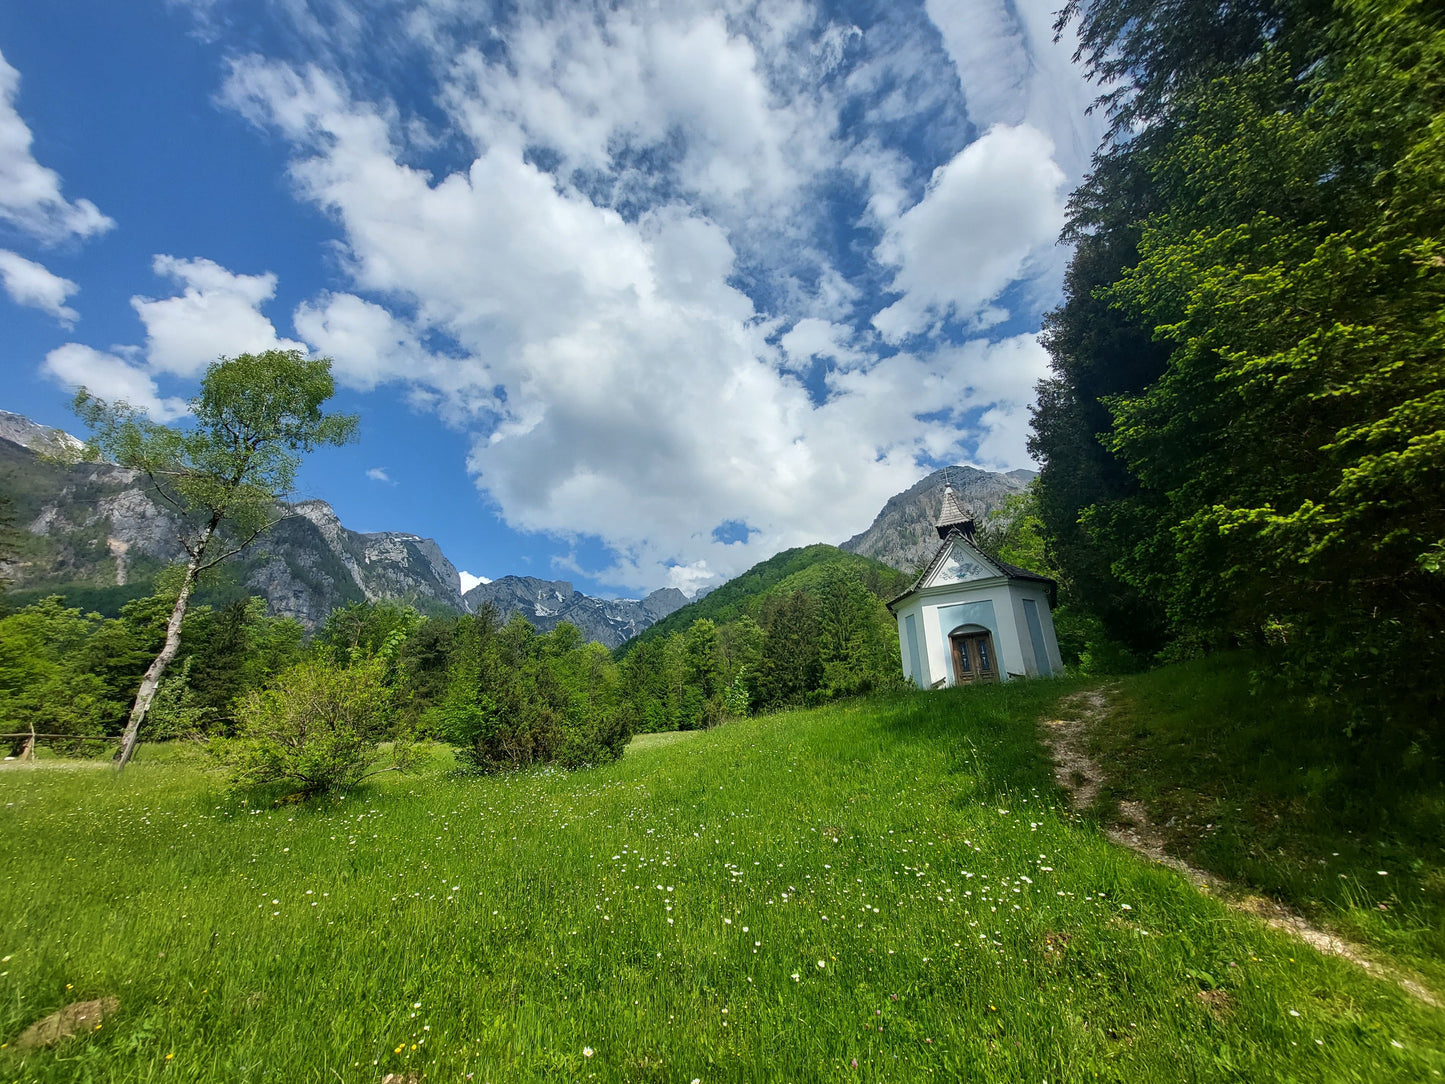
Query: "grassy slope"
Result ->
[[1, 678, 1442, 1083], [1092, 653, 1445, 990], [617, 544, 909, 657]]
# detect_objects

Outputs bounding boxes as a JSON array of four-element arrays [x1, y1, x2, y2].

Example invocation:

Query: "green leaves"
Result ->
[[75, 350, 358, 550], [434, 613, 634, 773], [71, 349, 359, 767], [1042, 0, 1445, 724], [222, 655, 404, 796]]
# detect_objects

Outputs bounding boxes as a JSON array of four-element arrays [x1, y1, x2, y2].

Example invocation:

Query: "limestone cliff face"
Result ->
[[462, 576, 690, 650], [841, 465, 1035, 573], [0, 414, 463, 629], [0, 411, 685, 642]]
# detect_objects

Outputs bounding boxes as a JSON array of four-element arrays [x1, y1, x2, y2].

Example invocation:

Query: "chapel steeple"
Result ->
[[935, 481, 975, 541]]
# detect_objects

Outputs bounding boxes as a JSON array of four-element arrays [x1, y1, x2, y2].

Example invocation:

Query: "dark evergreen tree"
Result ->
[[756, 590, 822, 709]]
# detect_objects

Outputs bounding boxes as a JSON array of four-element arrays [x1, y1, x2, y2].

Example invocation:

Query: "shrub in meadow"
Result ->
[[435, 615, 633, 772], [221, 655, 412, 795]]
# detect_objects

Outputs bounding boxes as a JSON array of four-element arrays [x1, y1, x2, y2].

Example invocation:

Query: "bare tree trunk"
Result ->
[[114, 524, 213, 771]]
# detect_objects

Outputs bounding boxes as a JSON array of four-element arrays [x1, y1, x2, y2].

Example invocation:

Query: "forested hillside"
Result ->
[[621, 544, 908, 651], [0, 545, 912, 769], [615, 545, 912, 732], [1033, 0, 1443, 736]]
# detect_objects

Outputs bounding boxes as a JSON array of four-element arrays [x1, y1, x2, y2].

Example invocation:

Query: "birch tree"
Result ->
[[74, 349, 357, 769]]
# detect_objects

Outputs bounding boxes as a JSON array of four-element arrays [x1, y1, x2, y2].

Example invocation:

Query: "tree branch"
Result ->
[[195, 509, 303, 571], [142, 468, 186, 512]]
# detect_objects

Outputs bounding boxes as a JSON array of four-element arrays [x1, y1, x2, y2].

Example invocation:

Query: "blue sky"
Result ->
[[0, 0, 1102, 598]]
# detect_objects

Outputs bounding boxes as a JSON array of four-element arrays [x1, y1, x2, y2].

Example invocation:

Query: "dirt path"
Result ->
[[1040, 687, 1442, 1010]]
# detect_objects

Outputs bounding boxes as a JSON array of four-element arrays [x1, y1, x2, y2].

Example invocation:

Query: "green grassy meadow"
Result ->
[[2, 677, 1442, 1083], [1092, 654, 1445, 992]]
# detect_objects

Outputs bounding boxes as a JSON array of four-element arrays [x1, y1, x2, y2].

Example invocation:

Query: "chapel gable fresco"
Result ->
[[925, 545, 996, 588]]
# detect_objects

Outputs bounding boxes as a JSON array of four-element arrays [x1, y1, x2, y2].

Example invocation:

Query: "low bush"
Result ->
[[220, 656, 413, 795]]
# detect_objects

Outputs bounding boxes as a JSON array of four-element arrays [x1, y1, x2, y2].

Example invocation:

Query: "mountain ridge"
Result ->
[[0, 411, 465, 627], [463, 576, 689, 650], [1, 410, 1037, 645], [840, 464, 1035, 573], [0, 410, 690, 641]]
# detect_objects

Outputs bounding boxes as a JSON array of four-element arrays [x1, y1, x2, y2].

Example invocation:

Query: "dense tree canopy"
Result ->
[[1035, 0, 1444, 728]]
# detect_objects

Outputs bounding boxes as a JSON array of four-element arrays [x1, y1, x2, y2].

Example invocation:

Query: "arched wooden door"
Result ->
[[949, 627, 999, 685]]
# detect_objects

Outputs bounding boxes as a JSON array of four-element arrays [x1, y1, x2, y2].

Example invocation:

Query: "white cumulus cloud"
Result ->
[[458, 570, 491, 593], [192, 1, 1096, 591], [41, 343, 188, 421], [133, 254, 307, 376], [0, 248, 78, 325]]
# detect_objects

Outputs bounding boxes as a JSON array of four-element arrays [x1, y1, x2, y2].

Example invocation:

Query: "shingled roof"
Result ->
[[934, 484, 974, 540]]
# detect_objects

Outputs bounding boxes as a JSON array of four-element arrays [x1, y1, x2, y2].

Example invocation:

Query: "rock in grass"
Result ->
[[13, 997, 119, 1048]]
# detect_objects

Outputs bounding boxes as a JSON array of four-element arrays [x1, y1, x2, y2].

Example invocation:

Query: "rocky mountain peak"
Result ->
[[462, 576, 689, 650], [1, 410, 465, 629], [0, 410, 87, 458], [841, 464, 1034, 573], [291, 498, 342, 529]]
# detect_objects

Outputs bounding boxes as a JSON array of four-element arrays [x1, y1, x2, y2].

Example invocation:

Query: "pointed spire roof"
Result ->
[[934, 483, 974, 540]]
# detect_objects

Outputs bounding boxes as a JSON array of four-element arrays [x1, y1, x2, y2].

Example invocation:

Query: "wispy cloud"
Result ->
[[365, 467, 393, 483], [0, 49, 113, 245]]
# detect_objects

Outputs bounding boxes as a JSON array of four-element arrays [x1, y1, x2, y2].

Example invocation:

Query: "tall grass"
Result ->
[[1092, 652, 1445, 991], [1, 678, 1441, 1082]]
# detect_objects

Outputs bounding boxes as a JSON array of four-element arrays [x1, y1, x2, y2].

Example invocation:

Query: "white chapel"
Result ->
[[887, 483, 1063, 687]]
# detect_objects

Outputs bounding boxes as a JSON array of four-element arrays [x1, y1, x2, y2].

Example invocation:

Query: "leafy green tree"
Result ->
[[77, 581, 174, 733], [146, 656, 216, 740], [543, 637, 633, 767], [318, 601, 422, 664], [1100, 0, 1442, 705], [0, 597, 113, 752], [1034, 0, 1335, 657], [74, 350, 357, 768], [620, 637, 683, 733], [684, 619, 725, 700], [720, 616, 763, 677], [814, 567, 904, 699], [1057, 0, 1329, 140], [1028, 93, 1179, 654], [975, 487, 1055, 579], [1043, 0, 1444, 718], [181, 597, 304, 732], [756, 590, 822, 710], [438, 615, 632, 771], [396, 610, 465, 732], [429, 608, 513, 754]]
